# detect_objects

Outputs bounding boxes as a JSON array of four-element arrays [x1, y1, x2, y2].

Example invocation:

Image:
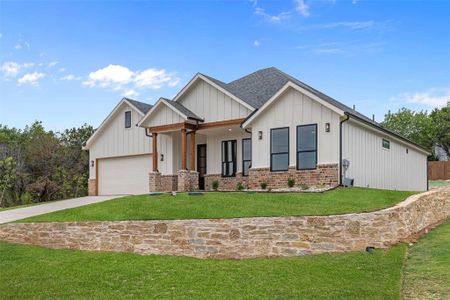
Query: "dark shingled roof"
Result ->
[[161, 98, 203, 121], [124, 98, 153, 114], [199, 67, 428, 152]]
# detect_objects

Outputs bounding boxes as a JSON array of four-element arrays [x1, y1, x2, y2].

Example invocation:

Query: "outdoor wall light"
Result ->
[[325, 123, 330, 132], [91, 160, 94, 167], [160, 154, 164, 161], [258, 131, 263, 140]]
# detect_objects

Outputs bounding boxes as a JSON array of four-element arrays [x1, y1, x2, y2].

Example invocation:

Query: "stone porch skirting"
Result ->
[[1, 188, 448, 259]]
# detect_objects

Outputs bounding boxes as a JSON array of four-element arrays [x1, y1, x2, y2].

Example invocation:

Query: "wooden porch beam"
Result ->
[[181, 128, 187, 170], [197, 118, 245, 130], [147, 122, 196, 133], [190, 131, 196, 171]]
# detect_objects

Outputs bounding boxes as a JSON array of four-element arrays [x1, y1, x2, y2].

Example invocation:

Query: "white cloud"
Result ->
[[17, 72, 45, 86], [1, 61, 34, 77], [83, 64, 134, 88], [352, 0, 359, 4], [295, 0, 309, 17], [321, 21, 375, 30], [123, 89, 139, 98], [61, 74, 81, 81], [14, 39, 30, 50], [395, 90, 450, 108], [134, 68, 177, 89], [58, 67, 66, 72], [254, 40, 261, 47], [48, 61, 58, 67], [83, 64, 180, 94], [254, 7, 291, 23]]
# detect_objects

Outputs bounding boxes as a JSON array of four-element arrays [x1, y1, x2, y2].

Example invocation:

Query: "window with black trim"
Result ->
[[270, 127, 289, 171], [125, 111, 132, 128], [382, 139, 390, 150], [221, 140, 237, 177], [297, 124, 317, 170], [242, 138, 251, 176]]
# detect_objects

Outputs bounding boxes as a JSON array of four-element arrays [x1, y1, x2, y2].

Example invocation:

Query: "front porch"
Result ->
[[146, 118, 249, 192]]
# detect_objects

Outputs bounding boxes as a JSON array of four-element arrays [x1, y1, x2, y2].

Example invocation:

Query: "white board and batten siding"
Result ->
[[88, 103, 152, 180], [145, 103, 185, 127], [178, 80, 253, 122], [249, 87, 341, 169], [342, 119, 427, 191]]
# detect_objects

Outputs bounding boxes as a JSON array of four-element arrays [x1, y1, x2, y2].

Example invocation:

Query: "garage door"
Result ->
[[98, 155, 152, 195]]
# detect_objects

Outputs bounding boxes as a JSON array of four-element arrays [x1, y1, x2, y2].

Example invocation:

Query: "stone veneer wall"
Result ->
[[248, 164, 339, 189], [149, 173, 179, 192], [204, 172, 249, 191], [88, 179, 97, 196], [177, 170, 199, 192], [1, 188, 448, 259]]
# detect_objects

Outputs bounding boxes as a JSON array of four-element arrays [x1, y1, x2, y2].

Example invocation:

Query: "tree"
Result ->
[[430, 106, 450, 158], [382, 108, 435, 151], [0, 157, 16, 207]]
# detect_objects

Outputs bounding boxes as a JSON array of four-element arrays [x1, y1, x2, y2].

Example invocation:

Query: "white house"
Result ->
[[84, 67, 429, 195]]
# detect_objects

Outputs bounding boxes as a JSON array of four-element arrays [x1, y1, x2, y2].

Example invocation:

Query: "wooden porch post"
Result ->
[[181, 128, 187, 170], [190, 131, 196, 171], [152, 132, 158, 172]]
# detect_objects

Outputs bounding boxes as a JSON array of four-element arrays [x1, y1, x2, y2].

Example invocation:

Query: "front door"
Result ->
[[197, 144, 207, 190]]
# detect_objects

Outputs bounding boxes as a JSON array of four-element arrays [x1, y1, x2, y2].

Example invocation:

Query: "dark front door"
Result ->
[[197, 144, 207, 190]]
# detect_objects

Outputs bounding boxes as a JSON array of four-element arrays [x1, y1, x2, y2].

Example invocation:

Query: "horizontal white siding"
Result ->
[[146, 104, 184, 127], [89, 103, 151, 179], [250, 87, 341, 169], [342, 119, 427, 191], [179, 80, 252, 122]]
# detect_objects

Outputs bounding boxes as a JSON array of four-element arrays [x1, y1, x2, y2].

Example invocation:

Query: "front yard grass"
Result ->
[[402, 220, 450, 299], [19, 187, 415, 222], [0, 241, 406, 299]]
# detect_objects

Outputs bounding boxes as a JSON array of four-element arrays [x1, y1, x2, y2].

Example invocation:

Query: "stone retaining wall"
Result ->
[[0, 188, 448, 259]]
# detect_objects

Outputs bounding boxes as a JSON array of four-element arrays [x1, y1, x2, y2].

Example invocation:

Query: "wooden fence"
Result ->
[[428, 161, 450, 180]]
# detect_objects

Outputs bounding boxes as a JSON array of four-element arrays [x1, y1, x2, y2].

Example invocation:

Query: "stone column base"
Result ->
[[149, 172, 162, 192], [177, 170, 199, 192], [88, 179, 97, 196]]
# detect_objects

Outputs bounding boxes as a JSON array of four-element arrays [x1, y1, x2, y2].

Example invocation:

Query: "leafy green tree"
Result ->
[[382, 108, 435, 151], [430, 106, 450, 158], [0, 157, 17, 207]]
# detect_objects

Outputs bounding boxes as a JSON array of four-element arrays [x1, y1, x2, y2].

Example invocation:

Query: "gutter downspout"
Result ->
[[339, 114, 350, 186]]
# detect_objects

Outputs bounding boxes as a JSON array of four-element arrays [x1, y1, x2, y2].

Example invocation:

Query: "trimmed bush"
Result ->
[[287, 178, 295, 188], [260, 182, 268, 190], [212, 180, 219, 191], [236, 182, 244, 191]]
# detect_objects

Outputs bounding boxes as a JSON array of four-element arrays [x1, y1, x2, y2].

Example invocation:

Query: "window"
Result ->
[[270, 127, 289, 171], [221, 140, 237, 177], [297, 124, 317, 170], [242, 138, 252, 176], [382, 138, 390, 150], [125, 111, 132, 128]]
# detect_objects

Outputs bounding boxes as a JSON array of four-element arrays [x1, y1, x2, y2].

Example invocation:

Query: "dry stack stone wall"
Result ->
[[1, 188, 448, 259]]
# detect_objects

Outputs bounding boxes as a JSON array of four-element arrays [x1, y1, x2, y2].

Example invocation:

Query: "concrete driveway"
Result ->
[[0, 195, 122, 224]]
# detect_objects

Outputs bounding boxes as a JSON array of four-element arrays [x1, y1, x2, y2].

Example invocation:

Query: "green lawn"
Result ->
[[19, 187, 415, 222], [0, 241, 406, 299], [402, 220, 450, 299]]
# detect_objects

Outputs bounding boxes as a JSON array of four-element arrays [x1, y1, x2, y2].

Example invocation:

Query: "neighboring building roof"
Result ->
[[124, 98, 153, 114], [161, 98, 203, 121]]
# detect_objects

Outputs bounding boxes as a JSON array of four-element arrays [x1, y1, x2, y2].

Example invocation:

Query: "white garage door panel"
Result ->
[[98, 155, 152, 195]]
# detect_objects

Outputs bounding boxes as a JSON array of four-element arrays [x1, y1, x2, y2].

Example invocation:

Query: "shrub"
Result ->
[[212, 180, 219, 191], [300, 183, 309, 190], [236, 182, 244, 191], [287, 178, 295, 188], [260, 182, 268, 190]]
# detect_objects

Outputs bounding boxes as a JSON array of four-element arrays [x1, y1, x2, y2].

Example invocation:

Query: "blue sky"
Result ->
[[1, 0, 449, 131]]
